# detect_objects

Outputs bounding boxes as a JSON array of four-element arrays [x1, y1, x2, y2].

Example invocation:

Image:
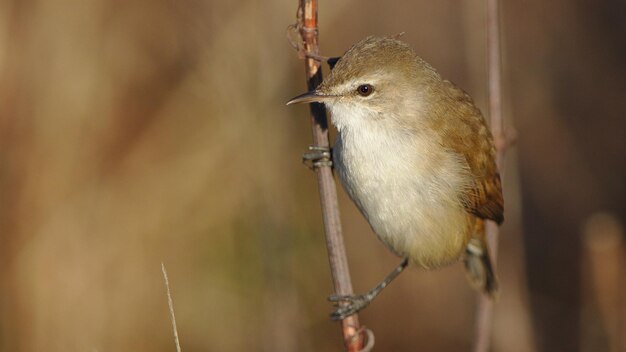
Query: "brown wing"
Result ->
[[430, 81, 504, 224]]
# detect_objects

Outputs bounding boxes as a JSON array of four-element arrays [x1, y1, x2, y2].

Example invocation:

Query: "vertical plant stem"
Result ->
[[474, 0, 506, 351], [296, 1, 364, 350], [582, 214, 625, 352], [161, 263, 182, 352]]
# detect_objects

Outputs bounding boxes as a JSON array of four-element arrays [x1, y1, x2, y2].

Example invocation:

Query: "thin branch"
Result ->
[[293, 1, 364, 351], [473, 0, 507, 351], [161, 263, 182, 352], [582, 213, 625, 352]]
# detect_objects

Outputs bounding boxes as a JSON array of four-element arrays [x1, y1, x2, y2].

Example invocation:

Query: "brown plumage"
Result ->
[[423, 76, 503, 296], [432, 79, 504, 224]]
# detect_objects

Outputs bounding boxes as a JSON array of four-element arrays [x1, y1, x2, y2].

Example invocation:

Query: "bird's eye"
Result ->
[[356, 84, 373, 97]]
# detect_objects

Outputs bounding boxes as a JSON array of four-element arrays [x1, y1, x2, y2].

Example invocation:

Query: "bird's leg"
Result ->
[[302, 145, 332, 170], [328, 258, 409, 320], [286, 24, 340, 69], [302, 52, 341, 70]]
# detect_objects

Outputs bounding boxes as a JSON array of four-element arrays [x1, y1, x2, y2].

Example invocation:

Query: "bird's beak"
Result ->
[[286, 91, 334, 105]]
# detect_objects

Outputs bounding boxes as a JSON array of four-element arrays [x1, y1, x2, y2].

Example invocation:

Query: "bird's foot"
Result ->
[[328, 292, 376, 321], [326, 258, 409, 320], [302, 145, 332, 170], [286, 24, 340, 69]]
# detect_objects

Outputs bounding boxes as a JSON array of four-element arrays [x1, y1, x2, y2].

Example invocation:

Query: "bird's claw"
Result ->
[[328, 294, 366, 302], [328, 294, 373, 321], [302, 146, 332, 170]]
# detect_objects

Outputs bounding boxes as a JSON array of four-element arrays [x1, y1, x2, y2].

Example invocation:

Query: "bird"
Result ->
[[287, 36, 504, 320]]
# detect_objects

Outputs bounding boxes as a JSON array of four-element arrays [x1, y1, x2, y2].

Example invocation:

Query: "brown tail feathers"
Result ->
[[463, 219, 499, 298]]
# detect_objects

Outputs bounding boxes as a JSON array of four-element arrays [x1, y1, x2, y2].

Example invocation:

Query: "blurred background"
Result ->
[[0, 0, 624, 351]]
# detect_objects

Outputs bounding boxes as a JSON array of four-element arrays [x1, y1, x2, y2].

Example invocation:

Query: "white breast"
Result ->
[[331, 105, 472, 268]]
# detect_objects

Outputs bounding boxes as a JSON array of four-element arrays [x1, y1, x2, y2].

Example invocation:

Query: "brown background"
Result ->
[[1, 0, 624, 351]]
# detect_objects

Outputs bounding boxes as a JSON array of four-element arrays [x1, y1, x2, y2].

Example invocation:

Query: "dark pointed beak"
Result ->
[[286, 91, 334, 105]]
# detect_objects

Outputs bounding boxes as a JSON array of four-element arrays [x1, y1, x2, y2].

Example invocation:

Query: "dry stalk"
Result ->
[[473, 0, 509, 351], [293, 1, 364, 350], [161, 263, 182, 352], [582, 213, 625, 352]]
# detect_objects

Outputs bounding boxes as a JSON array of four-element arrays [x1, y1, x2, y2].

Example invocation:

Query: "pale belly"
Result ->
[[333, 130, 472, 269]]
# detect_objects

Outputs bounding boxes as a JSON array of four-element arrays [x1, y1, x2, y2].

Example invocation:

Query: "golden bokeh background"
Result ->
[[0, 0, 624, 351]]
